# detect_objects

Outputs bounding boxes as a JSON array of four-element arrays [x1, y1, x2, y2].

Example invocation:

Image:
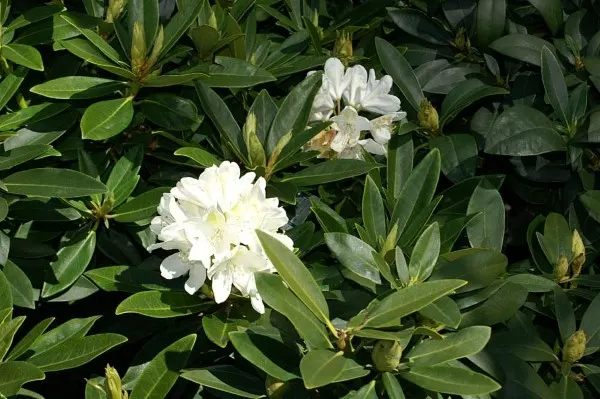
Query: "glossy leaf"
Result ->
[[116, 291, 212, 318], [81, 97, 134, 140], [466, 184, 504, 251], [541, 47, 569, 125], [4, 168, 108, 198], [181, 366, 263, 398], [400, 366, 500, 395]]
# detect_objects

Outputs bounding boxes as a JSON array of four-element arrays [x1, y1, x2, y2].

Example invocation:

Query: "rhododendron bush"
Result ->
[[1, 0, 600, 398]]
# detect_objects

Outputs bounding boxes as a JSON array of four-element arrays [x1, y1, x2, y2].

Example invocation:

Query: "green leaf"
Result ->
[[4, 168, 108, 198], [105, 145, 143, 207], [85, 266, 174, 293], [0, 103, 69, 132], [116, 291, 212, 318], [4, 110, 76, 150], [81, 97, 134, 140], [181, 365, 263, 398], [7, 317, 54, 360], [390, 149, 440, 236], [300, 350, 368, 389], [382, 373, 406, 399], [254, 273, 332, 349], [526, 0, 562, 35], [541, 47, 569, 126], [581, 292, 600, 355], [3, 260, 34, 309], [550, 376, 584, 399], [42, 230, 96, 298], [348, 280, 466, 329], [0, 68, 27, 111], [325, 233, 382, 285], [2, 44, 43, 71], [430, 134, 477, 183], [440, 79, 508, 127], [174, 147, 220, 168], [343, 381, 377, 399], [580, 190, 600, 223], [0, 316, 25, 360], [387, 8, 451, 45], [0, 361, 45, 397], [61, 14, 124, 65], [537, 212, 572, 265], [193, 81, 246, 162], [159, 0, 203, 58], [0, 198, 7, 222], [409, 222, 440, 283], [28, 333, 127, 372], [309, 196, 348, 233], [139, 94, 201, 131], [489, 34, 556, 66], [484, 105, 566, 155], [25, 316, 99, 358], [419, 296, 462, 328], [200, 56, 275, 88], [407, 326, 491, 366], [229, 331, 299, 381], [400, 366, 500, 395], [0, 145, 52, 171], [375, 37, 424, 112], [362, 175, 386, 243], [59, 37, 135, 79], [553, 287, 575, 343], [466, 184, 504, 251], [202, 311, 244, 349], [430, 249, 506, 293], [31, 77, 124, 100], [256, 230, 329, 325], [265, 72, 322, 156], [5, 5, 64, 32], [112, 187, 170, 223], [130, 334, 196, 399], [387, 134, 413, 202], [461, 282, 528, 327], [281, 160, 380, 186], [129, 0, 159, 47], [476, 0, 506, 48]]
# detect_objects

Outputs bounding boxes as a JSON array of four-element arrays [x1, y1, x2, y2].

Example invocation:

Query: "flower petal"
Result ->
[[160, 253, 191, 280], [211, 270, 233, 304], [324, 57, 347, 100], [185, 264, 207, 295]]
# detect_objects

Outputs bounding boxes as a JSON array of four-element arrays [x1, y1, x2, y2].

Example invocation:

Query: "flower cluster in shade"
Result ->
[[148, 161, 293, 314], [306, 57, 406, 159]]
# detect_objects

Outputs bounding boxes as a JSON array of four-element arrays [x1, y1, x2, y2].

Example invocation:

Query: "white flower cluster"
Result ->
[[148, 161, 292, 314], [307, 57, 406, 159]]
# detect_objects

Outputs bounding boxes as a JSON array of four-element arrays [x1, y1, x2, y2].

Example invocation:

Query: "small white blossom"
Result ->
[[330, 106, 371, 154], [149, 161, 292, 313]]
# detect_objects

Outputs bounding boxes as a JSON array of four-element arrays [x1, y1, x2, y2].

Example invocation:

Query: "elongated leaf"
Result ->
[[257, 231, 329, 324], [362, 175, 386, 242], [430, 134, 477, 183], [265, 72, 322, 156], [5, 5, 64, 32], [85, 266, 174, 293], [382, 372, 406, 399], [139, 94, 201, 131], [3, 260, 35, 309], [461, 282, 528, 327], [309, 196, 348, 233], [281, 160, 380, 186], [376, 37, 424, 112], [387, 134, 413, 201], [419, 296, 462, 328], [489, 34, 555, 66], [0, 68, 27, 111], [0, 145, 51, 171], [31, 77, 124, 99], [42, 230, 96, 298], [300, 350, 368, 389], [0, 103, 69, 132], [116, 291, 212, 318], [387, 8, 452, 45], [407, 326, 491, 366], [466, 184, 504, 251], [0, 316, 25, 360], [112, 187, 170, 223], [4, 168, 108, 198], [409, 222, 440, 283], [200, 56, 275, 88], [130, 334, 196, 399], [28, 333, 127, 372], [60, 37, 136, 79], [129, 0, 159, 47], [229, 331, 299, 381], [541, 47, 569, 126], [400, 366, 500, 395], [526, 0, 562, 35], [2, 44, 44, 71], [325, 233, 382, 284], [581, 292, 600, 355], [7, 317, 54, 360], [348, 280, 466, 329], [440, 79, 508, 126], [81, 97, 134, 140], [160, 0, 203, 57], [0, 361, 45, 396], [174, 147, 220, 168], [181, 366, 263, 398], [255, 273, 332, 349], [476, 0, 506, 47]]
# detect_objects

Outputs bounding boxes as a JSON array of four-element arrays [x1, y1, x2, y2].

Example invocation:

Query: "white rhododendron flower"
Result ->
[[306, 57, 406, 158], [148, 161, 292, 313]]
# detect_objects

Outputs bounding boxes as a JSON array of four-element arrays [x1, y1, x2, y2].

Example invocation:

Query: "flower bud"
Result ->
[[145, 25, 164, 73], [371, 340, 402, 372], [553, 255, 569, 282], [265, 375, 290, 399], [418, 99, 439, 134], [571, 254, 585, 278], [572, 230, 585, 258], [563, 330, 586, 363], [106, 0, 127, 23], [131, 21, 147, 78], [243, 112, 266, 169], [104, 364, 123, 399], [333, 31, 353, 65]]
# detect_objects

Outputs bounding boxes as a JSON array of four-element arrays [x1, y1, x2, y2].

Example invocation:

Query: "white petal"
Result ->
[[324, 58, 347, 100], [160, 253, 191, 280], [250, 292, 265, 314], [342, 65, 367, 108], [359, 139, 387, 156], [184, 265, 207, 295], [211, 270, 233, 304]]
